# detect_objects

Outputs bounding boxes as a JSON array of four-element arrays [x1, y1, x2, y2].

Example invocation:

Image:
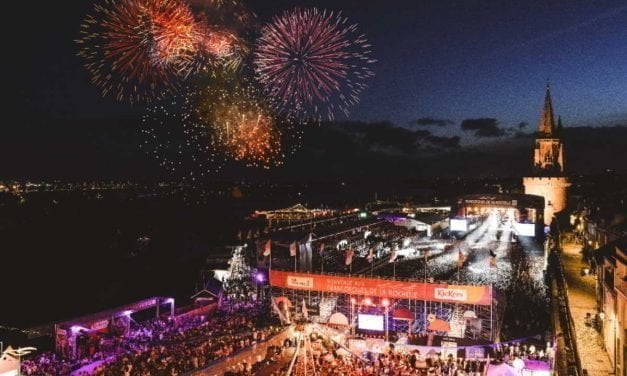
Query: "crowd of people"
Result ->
[[20, 301, 282, 376]]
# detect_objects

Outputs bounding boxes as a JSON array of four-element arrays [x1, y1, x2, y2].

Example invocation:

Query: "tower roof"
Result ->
[[538, 83, 555, 136]]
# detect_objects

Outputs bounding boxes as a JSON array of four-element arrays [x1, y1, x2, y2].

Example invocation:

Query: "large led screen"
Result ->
[[450, 219, 468, 232], [357, 314, 384, 331]]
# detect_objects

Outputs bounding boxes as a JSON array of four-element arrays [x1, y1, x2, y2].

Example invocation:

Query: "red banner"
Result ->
[[269, 270, 492, 305]]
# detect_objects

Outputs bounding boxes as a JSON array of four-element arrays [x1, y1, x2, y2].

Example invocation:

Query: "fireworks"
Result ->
[[142, 80, 298, 173], [141, 91, 225, 178], [79, 2, 372, 172], [254, 8, 375, 122], [185, 0, 256, 72], [195, 83, 284, 169], [200, 28, 249, 72], [77, 0, 254, 103], [77, 0, 205, 103]]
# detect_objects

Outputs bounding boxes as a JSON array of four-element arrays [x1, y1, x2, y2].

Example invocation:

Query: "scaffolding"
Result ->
[[270, 274, 497, 343]]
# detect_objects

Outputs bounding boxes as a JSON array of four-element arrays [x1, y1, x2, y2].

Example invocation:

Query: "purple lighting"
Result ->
[[70, 325, 87, 334], [255, 273, 265, 282]]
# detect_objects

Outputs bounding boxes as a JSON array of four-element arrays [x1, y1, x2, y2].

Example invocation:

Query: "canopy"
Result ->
[[328, 312, 349, 326], [392, 308, 413, 320], [0, 347, 19, 376]]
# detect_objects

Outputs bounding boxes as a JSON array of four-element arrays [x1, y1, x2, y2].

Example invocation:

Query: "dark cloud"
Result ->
[[460, 118, 506, 137], [425, 135, 461, 149], [410, 117, 454, 127], [513, 131, 533, 139], [517, 121, 529, 129], [351, 122, 430, 153]]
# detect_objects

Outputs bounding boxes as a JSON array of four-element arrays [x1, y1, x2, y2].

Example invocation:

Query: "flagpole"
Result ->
[[424, 250, 428, 333]]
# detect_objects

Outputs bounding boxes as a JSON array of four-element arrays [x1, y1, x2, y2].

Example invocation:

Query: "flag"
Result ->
[[289, 242, 297, 257], [236, 231, 242, 241], [319, 242, 325, 253], [489, 249, 497, 268], [263, 240, 271, 256], [457, 249, 465, 268], [302, 299, 308, 320], [345, 248, 354, 265], [271, 298, 289, 324], [389, 248, 397, 263], [424, 249, 429, 262], [389, 244, 399, 263], [367, 248, 374, 263], [257, 239, 271, 257]]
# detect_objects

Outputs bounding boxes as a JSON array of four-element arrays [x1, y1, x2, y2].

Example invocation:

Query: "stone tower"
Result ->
[[523, 84, 570, 225]]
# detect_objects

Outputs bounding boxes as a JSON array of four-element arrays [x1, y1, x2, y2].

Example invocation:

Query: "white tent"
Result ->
[[486, 362, 518, 376], [0, 347, 19, 376]]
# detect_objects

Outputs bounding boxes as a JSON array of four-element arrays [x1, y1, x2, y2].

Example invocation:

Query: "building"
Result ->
[[253, 203, 335, 226], [452, 193, 545, 238], [379, 212, 449, 237], [595, 237, 627, 375], [523, 84, 571, 226]]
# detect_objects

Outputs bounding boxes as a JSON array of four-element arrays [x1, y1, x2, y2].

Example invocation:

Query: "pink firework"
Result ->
[[254, 8, 375, 122]]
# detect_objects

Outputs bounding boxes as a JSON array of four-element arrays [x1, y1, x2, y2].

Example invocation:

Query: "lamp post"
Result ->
[[382, 299, 390, 343], [350, 297, 356, 336]]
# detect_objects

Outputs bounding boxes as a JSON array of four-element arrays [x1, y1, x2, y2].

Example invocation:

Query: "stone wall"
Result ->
[[523, 176, 570, 225]]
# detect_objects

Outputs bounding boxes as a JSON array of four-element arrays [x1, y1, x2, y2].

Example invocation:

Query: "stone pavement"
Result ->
[[561, 240, 614, 375]]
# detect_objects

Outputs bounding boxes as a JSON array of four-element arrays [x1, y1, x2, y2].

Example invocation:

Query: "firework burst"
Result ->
[[77, 0, 205, 103], [254, 8, 376, 122], [185, 0, 256, 72], [195, 83, 284, 169], [141, 90, 225, 178]]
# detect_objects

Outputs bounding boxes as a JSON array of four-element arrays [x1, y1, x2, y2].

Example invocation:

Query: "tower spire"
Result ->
[[538, 82, 555, 136]]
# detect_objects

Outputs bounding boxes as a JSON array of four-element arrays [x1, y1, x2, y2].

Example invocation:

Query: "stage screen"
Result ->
[[514, 222, 535, 237], [358, 314, 384, 331], [450, 219, 468, 232]]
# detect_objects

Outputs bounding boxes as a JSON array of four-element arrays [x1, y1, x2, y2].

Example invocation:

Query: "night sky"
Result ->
[[4, 0, 627, 178]]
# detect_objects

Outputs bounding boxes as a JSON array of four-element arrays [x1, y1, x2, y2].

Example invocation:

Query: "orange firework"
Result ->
[[77, 0, 204, 103], [218, 107, 281, 168], [195, 83, 284, 168], [200, 29, 248, 71]]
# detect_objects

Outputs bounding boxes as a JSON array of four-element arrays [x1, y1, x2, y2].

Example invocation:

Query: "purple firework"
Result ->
[[254, 8, 375, 122]]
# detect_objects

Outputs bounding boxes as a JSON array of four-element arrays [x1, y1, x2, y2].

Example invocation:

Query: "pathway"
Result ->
[[561, 239, 613, 375]]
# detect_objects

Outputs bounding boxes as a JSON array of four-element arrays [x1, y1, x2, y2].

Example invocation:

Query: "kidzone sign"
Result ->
[[270, 270, 491, 305]]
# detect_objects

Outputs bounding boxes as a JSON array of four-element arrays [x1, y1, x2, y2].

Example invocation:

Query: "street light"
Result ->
[[382, 299, 390, 342]]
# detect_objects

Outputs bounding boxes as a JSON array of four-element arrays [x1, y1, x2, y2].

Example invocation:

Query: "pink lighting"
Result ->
[[363, 298, 372, 306], [381, 299, 390, 307]]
